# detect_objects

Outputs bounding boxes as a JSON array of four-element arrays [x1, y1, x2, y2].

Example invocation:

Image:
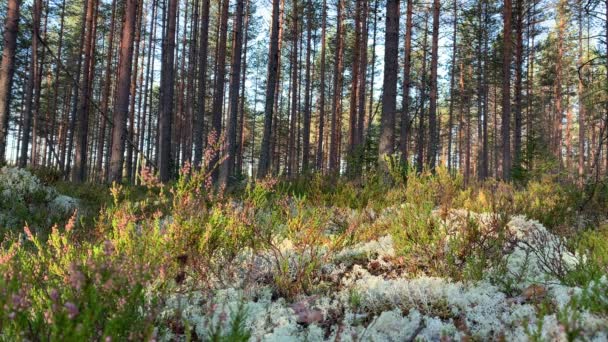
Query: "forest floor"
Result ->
[[1, 166, 608, 341]]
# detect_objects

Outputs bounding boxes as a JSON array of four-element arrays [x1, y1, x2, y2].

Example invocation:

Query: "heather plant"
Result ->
[[0, 217, 160, 341], [388, 169, 446, 274], [258, 197, 345, 298], [514, 177, 579, 229]]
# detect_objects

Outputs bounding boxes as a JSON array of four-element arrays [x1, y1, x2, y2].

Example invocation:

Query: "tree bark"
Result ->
[[19, 0, 42, 167], [578, 0, 585, 185], [158, 0, 177, 182], [329, 0, 345, 173], [0, 0, 20, 163], [258, 0, 282, 178], [378, 0, 399, 177], [302, 0, 313, 172], [193, 0, 210, 168], [501, 0, 512, 180], [400, 0, 413, 165], [315, 0, 327, 171], [209, 0, 229, 181], [221, 0, 245, 185], [427, 0, 439, 170], [109, 0, 139, 182]]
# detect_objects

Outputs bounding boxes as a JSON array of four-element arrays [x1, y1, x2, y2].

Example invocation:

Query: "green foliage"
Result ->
[[0, 219, 158, 341], [207, 301, 251, 342]]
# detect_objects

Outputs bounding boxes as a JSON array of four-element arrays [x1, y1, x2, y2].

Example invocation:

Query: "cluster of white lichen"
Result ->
[[0, 167, 78, 230], [0, 166, 52, 201], [159, 214, 608, 341]]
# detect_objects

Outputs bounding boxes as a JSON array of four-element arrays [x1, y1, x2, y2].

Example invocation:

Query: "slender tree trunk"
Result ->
[[73, 0, 97, 182], [302, 0, 313, 172], [417, 13, 429, 172], [400, 0, 413, 164], [482, 0, 489, 179], [367, 0, 378, 140], [109, 0, 139, 182], [96, 0, 117, 180], [356, 0, 368, 167], [0, 0, 20, 163], [427, 0, 439, 170], [47, 0, 66, 168], [513, 0, 523, 171], [578, 0, 585, 185], [236, 0, 250, 176], [209, 0, 229, 180], [329, 0, 345, 173], [287, 0, 299, 177], [221, 0, 245, 184], [19, 0, 42, 167], [157, 0, 177, 181], [554, 0, 565, 166], [258, 0, 282, 178], [125, 1, 143, 182], [501, 0, 512, 180], [64, 0, 88, 174], [193, 0, 210, 168], [315, 0, 327, 171], [378, 0, 399, 177], [475, 0, 484, 179], [347, 0, 361, 177]]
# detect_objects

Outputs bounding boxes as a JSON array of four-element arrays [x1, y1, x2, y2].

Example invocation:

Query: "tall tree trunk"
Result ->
[[356, 0, 368, 166], [329, 0, 345, 173], [287, 0, 299, 177], [482, 0, 489, 179], [501, 0, 512, 180], [577, 0, 585, 185], [513, 0, 523, 171], [158, 0, 177, 181], [417, 13, 429, 173], [315, 0, 327, 171], [447, 0, 457, 172], [302, 0, 313, 172], [210, 0, 229, 180], [347, 0, 361, 177], [0, 0, 20, 163], [193, 0, 210, 168], [19, 0, 42, 167], [378, 0, 399, 177], [96, 0, 117, 180], [554, 0, 565, 166], [109, 0, 139, 182], [125, 0, 144, 182], [47, 0, 66, 168], [400, 0, 413, 164], [258, 0, 281, 178], [65, 0, 88, 174], [73, 0, 97, 182], [221, 0, 245, 184], [236, 0, 250, 176], [427, 0, 439, 170]]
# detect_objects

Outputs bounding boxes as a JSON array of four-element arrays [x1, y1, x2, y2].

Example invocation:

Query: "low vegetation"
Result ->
[[0, 165, 607, 341]]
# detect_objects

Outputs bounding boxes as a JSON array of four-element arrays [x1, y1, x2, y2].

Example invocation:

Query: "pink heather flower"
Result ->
[[49, 288, 59, 302], [64, 302, 79, 319], [103, 240, 115, 256], [65, 211, 78, 232], [105, 336, 112, 342], [23, 225, 34, 240], [44, 310, 53, 324], [68, 265, 86, 290], [11, 294, 24, 308], [8, 312, 15, 320]]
